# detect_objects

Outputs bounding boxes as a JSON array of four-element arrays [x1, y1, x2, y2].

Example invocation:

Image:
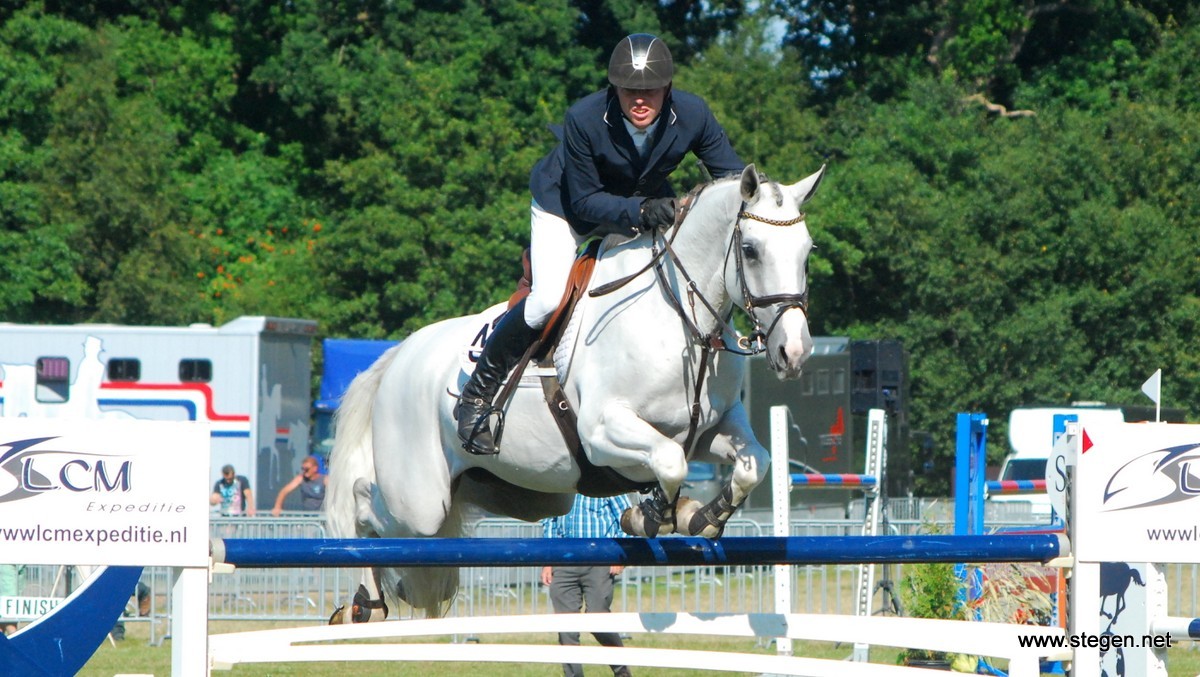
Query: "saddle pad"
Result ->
[[458, 240, 601, 386], [456, 309, 556, 386]]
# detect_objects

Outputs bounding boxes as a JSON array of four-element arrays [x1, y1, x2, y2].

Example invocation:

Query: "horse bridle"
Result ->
[[730, 208, 810, 354]]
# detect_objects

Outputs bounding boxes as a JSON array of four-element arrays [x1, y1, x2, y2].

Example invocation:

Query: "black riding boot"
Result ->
[[455, 299, 539, 455]]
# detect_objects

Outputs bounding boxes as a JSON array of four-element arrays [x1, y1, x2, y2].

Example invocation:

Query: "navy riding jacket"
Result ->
[[530, 87, 744, 238]]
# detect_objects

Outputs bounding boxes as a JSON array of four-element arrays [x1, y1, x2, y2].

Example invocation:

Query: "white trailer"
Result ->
[[0, 316, 316, 512]]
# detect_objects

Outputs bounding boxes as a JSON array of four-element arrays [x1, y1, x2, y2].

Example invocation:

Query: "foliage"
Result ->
[[897, 559, 964, 663], [808, 72, 1200, 491], [771, 0, 1185, 110]]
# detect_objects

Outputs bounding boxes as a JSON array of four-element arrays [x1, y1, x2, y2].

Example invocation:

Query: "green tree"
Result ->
[[772, 0, 1184, 110], [810, 76, 1200, 492]]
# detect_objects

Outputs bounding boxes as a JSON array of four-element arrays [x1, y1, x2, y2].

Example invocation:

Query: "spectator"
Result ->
[[210, 464, 255, 516], [541, 493, 634, 677], [271, 455, 327, 516], [109, 581, 151, 641]]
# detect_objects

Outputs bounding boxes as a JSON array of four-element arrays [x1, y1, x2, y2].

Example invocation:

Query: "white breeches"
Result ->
[[524, 202, 587, 328]]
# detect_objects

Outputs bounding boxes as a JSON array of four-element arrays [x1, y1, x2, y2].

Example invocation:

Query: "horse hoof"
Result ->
[[684, 484, 740, 539], [673, 496, 703, 535], [619, 505, 676, 538], [328, 605, 347, 625]]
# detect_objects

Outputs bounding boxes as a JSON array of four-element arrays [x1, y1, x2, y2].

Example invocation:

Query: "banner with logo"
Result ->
[[0, 418, 209, 566], [1076, 422, 1200, 564]]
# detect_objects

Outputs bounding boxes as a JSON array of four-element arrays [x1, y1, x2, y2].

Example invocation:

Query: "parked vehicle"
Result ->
[[0, 316, 316, 512], [995, 404, 1135, 517]]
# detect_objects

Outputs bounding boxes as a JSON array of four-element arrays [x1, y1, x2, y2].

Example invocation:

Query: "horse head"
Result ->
[[726, 163, 825, 379]]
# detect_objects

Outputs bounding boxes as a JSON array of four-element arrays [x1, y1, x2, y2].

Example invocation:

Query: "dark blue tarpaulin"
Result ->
[[315, 338, 398, 413]]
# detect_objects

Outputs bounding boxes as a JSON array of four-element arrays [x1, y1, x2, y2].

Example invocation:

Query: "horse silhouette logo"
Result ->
[[1099, 561, 1145, 634]]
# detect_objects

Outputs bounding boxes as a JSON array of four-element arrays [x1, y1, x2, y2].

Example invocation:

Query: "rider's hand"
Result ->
[[638, 197, 676, 231]]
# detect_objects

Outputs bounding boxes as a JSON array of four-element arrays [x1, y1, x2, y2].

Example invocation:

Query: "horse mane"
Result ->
[[684, 169, 783, 210]]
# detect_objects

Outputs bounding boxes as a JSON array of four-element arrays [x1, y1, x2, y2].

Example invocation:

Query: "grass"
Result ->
[[78, 619, 1200, 676]]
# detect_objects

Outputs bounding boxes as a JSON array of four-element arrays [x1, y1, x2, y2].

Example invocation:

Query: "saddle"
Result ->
[[494, 241, 656, 498]]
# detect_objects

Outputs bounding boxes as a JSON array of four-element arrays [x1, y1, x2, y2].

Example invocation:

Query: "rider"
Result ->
[[456, 33, 745, 455]]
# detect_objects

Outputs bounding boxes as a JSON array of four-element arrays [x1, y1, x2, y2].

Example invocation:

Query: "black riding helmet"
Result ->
[[607, 33, 673, 90]]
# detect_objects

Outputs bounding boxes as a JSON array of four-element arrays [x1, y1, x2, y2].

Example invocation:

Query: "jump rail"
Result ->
[[789, 473, 878, 488], [986, 479, 1047, 495], [209, 534, 1069, 568]]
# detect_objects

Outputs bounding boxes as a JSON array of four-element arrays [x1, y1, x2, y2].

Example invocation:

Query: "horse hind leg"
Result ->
[[328, 478, 393, 625], [328, 572, 389, 625]]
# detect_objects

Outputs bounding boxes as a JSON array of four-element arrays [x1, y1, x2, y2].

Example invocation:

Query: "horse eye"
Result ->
[[741, 243, 759, 261]]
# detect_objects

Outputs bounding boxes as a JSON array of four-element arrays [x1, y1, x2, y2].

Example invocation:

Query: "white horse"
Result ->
[[325, 164, 825, 621]]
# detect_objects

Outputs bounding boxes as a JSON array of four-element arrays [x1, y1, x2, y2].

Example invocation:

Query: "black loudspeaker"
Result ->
[[850, 339, 905, 415]]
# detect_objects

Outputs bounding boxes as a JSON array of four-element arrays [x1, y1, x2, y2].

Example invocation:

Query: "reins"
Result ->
[[587, 182, 708, 298]]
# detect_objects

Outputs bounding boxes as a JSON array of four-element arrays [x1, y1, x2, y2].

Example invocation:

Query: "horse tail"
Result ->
[[324, 344, 402, 540]]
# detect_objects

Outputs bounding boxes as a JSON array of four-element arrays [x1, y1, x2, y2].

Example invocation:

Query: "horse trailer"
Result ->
[[739, 337, 912, 515], [0, 316, 317, 513]]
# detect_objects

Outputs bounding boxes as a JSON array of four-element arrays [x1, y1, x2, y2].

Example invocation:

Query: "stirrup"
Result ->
[[463, 408, 505, 456], [453, 392, 505, 456]]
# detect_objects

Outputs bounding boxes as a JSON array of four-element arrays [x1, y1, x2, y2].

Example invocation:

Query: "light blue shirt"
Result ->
[[622, 116, 659, 159], [542, 494, 633, 540]]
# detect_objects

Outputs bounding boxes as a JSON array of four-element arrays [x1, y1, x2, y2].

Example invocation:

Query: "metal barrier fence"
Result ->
[[8, 501, 1198, 639]]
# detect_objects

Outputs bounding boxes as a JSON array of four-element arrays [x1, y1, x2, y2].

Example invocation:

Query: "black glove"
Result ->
[[638, 197, 677, 231]]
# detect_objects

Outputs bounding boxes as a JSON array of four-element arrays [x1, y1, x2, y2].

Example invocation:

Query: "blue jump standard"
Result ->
[[212, 534, 1068, 568]]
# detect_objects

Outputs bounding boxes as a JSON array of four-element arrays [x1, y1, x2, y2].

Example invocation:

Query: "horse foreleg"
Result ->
[[623, 484, 679, 538], [677, 402, 770, 537], [581, 402, 688, 538]]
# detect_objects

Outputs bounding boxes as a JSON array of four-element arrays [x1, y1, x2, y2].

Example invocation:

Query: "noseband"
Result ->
[[730, 208, 810, 353]]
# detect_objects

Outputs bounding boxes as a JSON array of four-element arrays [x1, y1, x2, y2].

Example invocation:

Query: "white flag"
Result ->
[[1141, 369, 1162, 405]]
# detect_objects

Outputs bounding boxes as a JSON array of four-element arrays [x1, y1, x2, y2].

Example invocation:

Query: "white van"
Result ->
[[993, 404, 1126, 517]]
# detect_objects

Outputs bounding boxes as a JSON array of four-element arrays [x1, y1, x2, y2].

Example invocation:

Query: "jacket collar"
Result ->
[[603, 87, 678, 173]]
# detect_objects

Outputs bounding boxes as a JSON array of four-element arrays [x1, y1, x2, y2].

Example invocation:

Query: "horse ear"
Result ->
[[789, 163, 827, 207], [739, 164, 760, 201]]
